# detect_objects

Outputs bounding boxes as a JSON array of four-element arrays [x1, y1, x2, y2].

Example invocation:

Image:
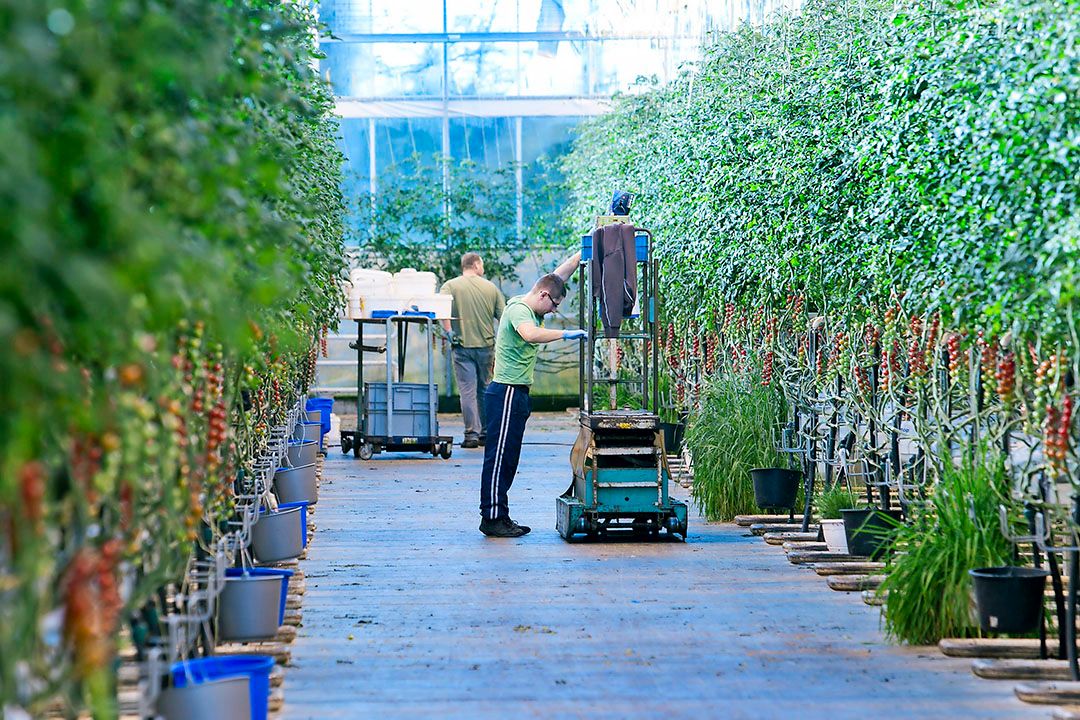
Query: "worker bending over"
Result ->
[[479, 251, 585, 538]]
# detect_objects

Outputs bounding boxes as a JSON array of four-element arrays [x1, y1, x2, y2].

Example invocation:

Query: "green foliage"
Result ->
[[354, 153, 569, 285], [560, 0, 1078, 650], [0, 0, 345, 713], [879, 446, 1017, 645], [562, 0, 1080, 343], [816, 483, 860, 520], [686, 370, 789, 521]]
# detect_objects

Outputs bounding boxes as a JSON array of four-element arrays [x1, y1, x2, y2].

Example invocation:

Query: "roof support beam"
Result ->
[[334, 97, 611, 119]]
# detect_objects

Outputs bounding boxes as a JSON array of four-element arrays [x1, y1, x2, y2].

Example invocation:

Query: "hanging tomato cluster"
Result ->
[[0, 1, 346, 715]]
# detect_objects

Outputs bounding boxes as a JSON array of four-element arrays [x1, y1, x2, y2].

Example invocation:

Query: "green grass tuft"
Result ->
[[879, 445, 1017, 645], [686, 371, 788, 521]]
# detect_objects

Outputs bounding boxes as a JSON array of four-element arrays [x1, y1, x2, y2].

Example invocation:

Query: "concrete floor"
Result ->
[[283, 412, 1045, 719]]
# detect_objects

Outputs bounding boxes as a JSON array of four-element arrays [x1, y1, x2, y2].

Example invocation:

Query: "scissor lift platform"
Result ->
[[556, 220, 689, 542], [558, 410, 688, 540]]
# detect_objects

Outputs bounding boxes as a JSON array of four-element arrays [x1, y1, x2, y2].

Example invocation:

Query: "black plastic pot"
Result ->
[[660, 422, 685, 454], [970, 566, 1050, 634], [750, 468, 801, 510], [841, 508, 903, 558]]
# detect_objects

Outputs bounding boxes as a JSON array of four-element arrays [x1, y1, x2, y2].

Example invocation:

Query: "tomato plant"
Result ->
[[0, 1, 345, 715]]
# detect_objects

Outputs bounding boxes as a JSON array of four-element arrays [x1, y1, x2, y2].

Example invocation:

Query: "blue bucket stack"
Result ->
[[305, 397, 333, 450]]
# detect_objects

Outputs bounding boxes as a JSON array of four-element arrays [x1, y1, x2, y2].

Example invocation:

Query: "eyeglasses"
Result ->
[[543, 291, 563, 309]]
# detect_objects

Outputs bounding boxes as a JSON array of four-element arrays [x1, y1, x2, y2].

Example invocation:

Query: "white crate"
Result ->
[[401, 294, 453, 319]]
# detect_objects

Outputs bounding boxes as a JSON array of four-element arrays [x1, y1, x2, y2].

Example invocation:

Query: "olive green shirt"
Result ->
[[439, 275, 505, 348], [492, 296, 543, 386]]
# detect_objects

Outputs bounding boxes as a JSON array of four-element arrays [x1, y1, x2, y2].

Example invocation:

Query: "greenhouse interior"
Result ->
[[1, 0, 1079, 718]]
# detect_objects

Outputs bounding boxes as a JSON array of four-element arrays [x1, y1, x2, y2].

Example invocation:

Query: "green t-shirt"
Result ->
[[492, 296, 542, 386], [439, 275, 505, 348]]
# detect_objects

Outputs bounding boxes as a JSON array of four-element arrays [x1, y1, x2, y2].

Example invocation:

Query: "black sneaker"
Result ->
[[461, 437, 479, 449], [507, 518, 531, 534], [477, 435, 486, 446], [479, 517, 527, 538]]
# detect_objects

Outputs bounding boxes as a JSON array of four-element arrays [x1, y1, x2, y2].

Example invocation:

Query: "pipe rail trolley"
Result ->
[[341, 315, 453, 461], [557, 218, 689, 541]]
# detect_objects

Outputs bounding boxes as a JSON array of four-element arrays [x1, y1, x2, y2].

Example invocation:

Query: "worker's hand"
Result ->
[[445, 329, 463, 347], [561, 329, 588, 341]]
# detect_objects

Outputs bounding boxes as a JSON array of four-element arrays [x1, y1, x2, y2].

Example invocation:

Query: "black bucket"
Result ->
[[750, 468, 801, 510], [970, 566, 1049, 634], [660, 422, 685, 454], [841, 508, 903, 558]]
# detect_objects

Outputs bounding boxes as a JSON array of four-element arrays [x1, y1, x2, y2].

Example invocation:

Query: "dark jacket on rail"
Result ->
[[590, 222, 638, 338]]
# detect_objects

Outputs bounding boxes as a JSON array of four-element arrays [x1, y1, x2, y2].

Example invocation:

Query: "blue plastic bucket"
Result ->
[[304, 397, 333, 435], [171, 655, 273, 720], [278, 501, 310, 548], [226, 567, 293, 625]]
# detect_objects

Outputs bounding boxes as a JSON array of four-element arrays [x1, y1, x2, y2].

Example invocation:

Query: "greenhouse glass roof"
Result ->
[[318, 0, 802, 238]]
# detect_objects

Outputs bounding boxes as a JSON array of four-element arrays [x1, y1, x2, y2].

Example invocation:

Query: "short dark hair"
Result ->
[[461, 252, 481, 272], [532, 273, 565, 299]]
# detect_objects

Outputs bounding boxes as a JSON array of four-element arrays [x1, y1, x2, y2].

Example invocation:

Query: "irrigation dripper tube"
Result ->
[[1070, 498, 1080, 680], [1038, 476, 1070, 661]]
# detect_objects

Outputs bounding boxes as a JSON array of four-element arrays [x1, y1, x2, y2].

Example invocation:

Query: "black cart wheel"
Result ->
[[439, 443, 452, 460], [341, 435, 353, 455], [358, 442, 374, 460]]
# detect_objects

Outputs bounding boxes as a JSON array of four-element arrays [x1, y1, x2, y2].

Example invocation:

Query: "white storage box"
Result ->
[[392, 268, 438, 298], [350, 268, 393, 288], [358, 295, 403, 318], [401, 294, 453, 319], [350, 277, 381, 300], [347, 297, 363, 319]]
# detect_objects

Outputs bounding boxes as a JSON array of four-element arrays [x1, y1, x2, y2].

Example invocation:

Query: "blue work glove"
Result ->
[[445, 329, 463, 347], [562, 329, 587, 341]]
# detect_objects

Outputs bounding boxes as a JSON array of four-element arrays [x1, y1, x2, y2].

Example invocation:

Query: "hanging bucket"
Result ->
[[286, 440, 318, 467], [842, 508, 903, 558], [297, 422, 321, 443], [251, 506, 304, 563], [226, 567, 293, 624], [279, 501, 310, 548], [970, 566, 1050, 633], [217, 572, 282, 642], [305, 409, 321, 424], [750, 468, 801, 510], [156, 675, 251, 720], [170, 655, 274, 720], [274, 463, 318, 505]]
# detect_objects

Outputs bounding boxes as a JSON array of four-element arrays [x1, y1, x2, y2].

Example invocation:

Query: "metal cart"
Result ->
[[556, 220, 689, 541], [341, 315, 453, 461]]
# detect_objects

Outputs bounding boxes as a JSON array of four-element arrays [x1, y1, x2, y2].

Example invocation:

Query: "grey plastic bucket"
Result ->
[[286, 440, 318, 467], [157, 675, 252, 720], [305, 409, 321, 423], [251, 506, 304, 563], [217, 572, 283, 642], [299, 422, 320, 443], [274, 463, 318, 505]]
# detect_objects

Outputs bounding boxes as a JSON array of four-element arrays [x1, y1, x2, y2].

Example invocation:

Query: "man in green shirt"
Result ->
[[479, 251, 585, 538], [440, 253, 506, 448]]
